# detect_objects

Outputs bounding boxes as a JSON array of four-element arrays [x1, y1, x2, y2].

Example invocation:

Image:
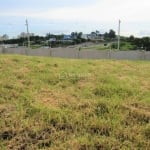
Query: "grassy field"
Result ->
[[0, 55, 150, 150], [82, 42, 137, 51], [82, 43, 110, 50]]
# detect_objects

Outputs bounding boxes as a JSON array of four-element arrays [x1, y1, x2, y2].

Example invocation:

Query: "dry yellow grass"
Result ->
[[0, 55, 150, 149]]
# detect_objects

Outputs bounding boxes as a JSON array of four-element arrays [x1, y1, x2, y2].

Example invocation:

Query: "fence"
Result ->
[[0, 47, 150, 60]]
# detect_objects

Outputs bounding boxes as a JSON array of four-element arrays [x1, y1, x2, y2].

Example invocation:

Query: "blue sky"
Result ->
[[0, 0, 150, 38]]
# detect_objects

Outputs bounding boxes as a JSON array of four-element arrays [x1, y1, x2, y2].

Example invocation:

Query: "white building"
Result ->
[[81, 34, 88, 40], [0, 34, 9, 41]]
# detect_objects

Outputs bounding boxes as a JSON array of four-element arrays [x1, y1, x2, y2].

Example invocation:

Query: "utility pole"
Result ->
[[25, 19, 30, 48], [117, 19, 121, 50]]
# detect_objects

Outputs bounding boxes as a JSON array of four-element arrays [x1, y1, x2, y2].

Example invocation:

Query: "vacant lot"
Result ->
[[0, 55, 150, 150]]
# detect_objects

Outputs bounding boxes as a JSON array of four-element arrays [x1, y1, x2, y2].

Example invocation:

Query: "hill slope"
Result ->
[[0, 55, 150, 150]]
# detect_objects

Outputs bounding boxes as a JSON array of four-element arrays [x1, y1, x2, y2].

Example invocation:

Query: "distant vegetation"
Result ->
[[111, 42, 137, 51], [0, 55, 150, 149], [0, 29, 150, 50]]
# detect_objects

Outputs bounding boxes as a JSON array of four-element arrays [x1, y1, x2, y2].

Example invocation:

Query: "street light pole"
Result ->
[[117, 19, 121, 50], [25, 19, 30, 48]]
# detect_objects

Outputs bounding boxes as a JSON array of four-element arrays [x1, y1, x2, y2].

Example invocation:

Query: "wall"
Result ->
[[27, 48, 51, 57], [0, 47, 150, 60], [51, 48, 78, 58], [111, 50, 145, 60], [79, 50, 109, 59], [0, 47, 3, 53], [3, 47, 27, 55]]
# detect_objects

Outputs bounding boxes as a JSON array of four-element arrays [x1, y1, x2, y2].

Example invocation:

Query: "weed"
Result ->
[[143, 125, 150, 139], [94, 102, 109, 116]]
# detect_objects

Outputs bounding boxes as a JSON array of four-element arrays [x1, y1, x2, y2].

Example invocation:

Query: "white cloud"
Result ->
[[1, 0, 150, 22], [0, 0, 150, 36]]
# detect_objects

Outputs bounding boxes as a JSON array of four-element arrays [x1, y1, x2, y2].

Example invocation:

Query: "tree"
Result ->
[[129, 35, 135, 42], [77, 32, 82, 39], [45, 33, 51, 40], [104, 32, 109, 39], [142, 37, 150, 51], [108, 29, 116, 39], [71, 32, 77, 39]]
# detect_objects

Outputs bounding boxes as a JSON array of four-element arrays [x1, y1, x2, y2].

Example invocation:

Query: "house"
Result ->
[[45, 38, 57, 47], [81, 34, 88, 40], [87, 32, 97, 40], [48, 38, 57, 42], [2, 44, 18, 48], [63, 35, 72, 40], [0, 34, 9, 41], [87, 31, 104, 41]]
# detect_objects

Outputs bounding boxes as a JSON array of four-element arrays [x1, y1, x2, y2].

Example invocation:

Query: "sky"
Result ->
[[0, 0, 150, 38]]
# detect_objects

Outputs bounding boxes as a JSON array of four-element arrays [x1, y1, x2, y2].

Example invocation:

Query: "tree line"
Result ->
[[0, 30, 150, 50]]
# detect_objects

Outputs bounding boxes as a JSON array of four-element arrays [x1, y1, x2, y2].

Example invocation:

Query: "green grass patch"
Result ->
[[0, 54, 150, 149]]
